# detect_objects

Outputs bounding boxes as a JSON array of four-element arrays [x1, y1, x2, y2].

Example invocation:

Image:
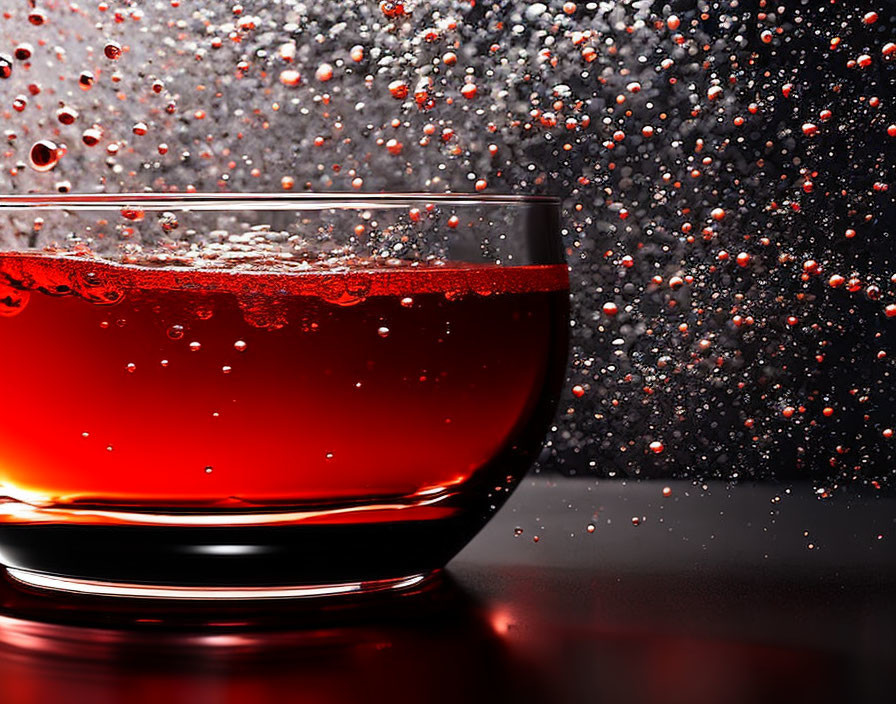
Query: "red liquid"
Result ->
[[0, 252, 566, 508], [0, 252, 567, 588]]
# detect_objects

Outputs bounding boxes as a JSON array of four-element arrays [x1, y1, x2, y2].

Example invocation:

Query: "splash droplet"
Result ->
[[29, 140, 60, 172]]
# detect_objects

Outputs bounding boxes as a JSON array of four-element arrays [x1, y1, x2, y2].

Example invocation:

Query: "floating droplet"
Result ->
[[104, 41, 122, 60], [57, 106, 79, 125], [81, 128, 101, 146], [29, 140, 60, 172], [158, 211, 179, 232], [78, 71, 95, 90], [0, 54, 13, 79]]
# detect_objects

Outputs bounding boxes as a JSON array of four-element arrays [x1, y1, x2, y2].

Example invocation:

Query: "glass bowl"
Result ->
[[0, 193, 567, 598]]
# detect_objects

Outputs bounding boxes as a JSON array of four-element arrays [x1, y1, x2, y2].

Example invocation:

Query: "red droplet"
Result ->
[[29, 140, 60, 172], [379, 1, 405, 18], [82, 128, 102, 146], [0, 54, 12, 79], [104, 42, 122, 60], [388, 80, 408, 99]]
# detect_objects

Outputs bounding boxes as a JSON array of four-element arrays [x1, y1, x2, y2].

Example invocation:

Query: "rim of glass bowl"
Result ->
[[0, 192, 560, 211]]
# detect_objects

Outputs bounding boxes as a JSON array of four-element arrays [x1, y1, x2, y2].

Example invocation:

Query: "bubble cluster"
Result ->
[[0, 2, 893, 491]]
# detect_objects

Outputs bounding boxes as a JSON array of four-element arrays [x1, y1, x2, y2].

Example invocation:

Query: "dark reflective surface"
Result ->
[[1, 479, 894, 704], [0, 572, 547, 704]]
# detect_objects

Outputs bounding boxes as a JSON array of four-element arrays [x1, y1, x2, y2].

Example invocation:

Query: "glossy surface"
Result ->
[[0, 478, 892, 704]]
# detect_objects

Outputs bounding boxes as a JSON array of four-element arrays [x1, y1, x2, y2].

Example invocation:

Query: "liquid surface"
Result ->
[[0, 253, 568, 510]]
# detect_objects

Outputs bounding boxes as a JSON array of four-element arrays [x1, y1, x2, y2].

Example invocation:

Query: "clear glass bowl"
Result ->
[[0, 193, 567, 598]]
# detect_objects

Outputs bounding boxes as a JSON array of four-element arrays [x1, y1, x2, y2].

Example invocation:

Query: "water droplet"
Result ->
[[279, 69, 301, 87], [158, 212, 179, 232]]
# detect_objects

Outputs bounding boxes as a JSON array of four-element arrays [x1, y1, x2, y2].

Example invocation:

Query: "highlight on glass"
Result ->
[[0, 193, 568, 598]]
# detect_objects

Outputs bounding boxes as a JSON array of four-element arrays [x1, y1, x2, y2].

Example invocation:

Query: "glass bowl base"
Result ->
[[6, 567, 435, 600], [0, 514, 478, 591]]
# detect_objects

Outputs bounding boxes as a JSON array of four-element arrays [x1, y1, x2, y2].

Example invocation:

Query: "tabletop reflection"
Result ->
[[0, 569, 545, 704]]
